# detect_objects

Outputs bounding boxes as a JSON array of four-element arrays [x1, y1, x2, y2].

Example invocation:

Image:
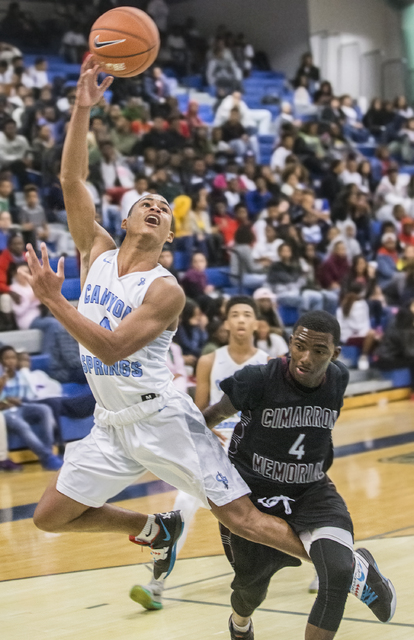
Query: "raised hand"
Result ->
[[23, 243, 65, 305], [76, 54, 114, 109]]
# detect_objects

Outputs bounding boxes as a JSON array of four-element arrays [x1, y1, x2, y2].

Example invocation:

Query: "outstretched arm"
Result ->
[[61, 55, 115, 285], [203, 394, 237, 429], [25, 244, 186, 366]]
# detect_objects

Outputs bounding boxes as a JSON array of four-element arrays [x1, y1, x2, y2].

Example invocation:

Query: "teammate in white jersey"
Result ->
[[131, 296, 269, 609], [26, 56, 311, 589]]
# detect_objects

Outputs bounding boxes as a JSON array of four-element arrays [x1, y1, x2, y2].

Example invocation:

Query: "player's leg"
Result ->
[[129, 490, 204, 610], [306, 538, 354, 639], [209, 495, 309, 561], [220, 523, 301, 640]]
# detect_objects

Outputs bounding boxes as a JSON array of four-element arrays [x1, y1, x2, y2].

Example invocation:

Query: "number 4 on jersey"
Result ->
[[289, 433, 305, 460]]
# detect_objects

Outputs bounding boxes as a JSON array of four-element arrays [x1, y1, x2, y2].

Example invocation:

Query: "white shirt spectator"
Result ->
[[256, 333, 288, 358], [336, 299, 371, 342], [0, 67, 13, 84], [214, 92, 271, 134], [270, 146, 291, 172], [100, 159, 135, 190], [9, 281, 42, 330], [224, 190, 241, 211], [341, 169, 362, 187], [27, 64, 49, 89], [0, 130, 29, 165], [19, 367, 62, 399], [252, 237, 283, 263], [120, 188, 150, 220], [294, 86, 311, 106]]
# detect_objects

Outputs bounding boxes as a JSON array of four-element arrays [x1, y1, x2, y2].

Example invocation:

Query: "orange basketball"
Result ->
[[89, 7, 160, 78]]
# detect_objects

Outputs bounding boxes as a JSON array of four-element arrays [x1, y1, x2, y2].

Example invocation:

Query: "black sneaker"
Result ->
[[229, 615, 254, 640], [351, 548, 396, 623], [130, 510, 184, 580]]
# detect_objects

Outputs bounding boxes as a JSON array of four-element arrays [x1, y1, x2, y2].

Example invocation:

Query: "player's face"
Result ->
[[122, 196, 174, 245], [225, 304, 258, 339], [289, 327, 341, 388]]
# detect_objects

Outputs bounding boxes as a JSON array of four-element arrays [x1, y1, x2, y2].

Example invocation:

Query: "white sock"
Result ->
[[148, 575, 165, 591], [136, 515, 159, 543], [232, 617, 251, 633], [350, 551, 369, 599]]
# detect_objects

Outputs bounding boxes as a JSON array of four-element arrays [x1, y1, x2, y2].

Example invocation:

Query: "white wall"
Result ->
[[308, 0, 404, 101], [168, 0, 310, 78]]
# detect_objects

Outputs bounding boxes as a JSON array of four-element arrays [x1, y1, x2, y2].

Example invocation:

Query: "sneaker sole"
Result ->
[[129, 586, 163, 610], [357, 548, 397, 623]]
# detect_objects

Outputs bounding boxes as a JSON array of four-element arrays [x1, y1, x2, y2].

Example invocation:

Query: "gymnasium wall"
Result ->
[[168, 0, 311, 79], [307, 0, 404, 102]]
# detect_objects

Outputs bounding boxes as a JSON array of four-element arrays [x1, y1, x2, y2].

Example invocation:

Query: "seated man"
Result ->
[[0, 345, 63, 470]]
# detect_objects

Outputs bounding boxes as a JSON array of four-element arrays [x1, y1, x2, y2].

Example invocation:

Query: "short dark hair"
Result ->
[[225, 296, 257, 318], [292, 311, 340, 347], [0, 345, 16, 360]]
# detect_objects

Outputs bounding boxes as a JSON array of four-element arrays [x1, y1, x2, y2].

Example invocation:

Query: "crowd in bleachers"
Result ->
[[2, 0, 414, 467]]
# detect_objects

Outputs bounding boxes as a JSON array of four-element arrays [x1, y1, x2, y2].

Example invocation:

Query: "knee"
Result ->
[[33, 503, 58, 532]]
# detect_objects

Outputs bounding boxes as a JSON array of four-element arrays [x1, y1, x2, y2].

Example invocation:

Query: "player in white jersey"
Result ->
[[131, 296, 269, 609], [26, 56, 311, 590]]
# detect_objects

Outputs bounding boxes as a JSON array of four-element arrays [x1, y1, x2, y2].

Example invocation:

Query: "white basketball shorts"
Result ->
[[56, 385, 250, 509]]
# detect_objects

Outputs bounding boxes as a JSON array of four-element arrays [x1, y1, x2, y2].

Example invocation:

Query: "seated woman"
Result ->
[[9, 263, 60, 353], [336, 283, 379, 371], [374, 304, 414, 389], [0, 345, 63, 470], [254, 317, 288, 359], [175, 299, 208, 371]]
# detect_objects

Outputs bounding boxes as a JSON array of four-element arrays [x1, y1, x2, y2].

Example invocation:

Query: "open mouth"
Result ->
[[296, 366, 311, 376], [145, 214, 160, 226]]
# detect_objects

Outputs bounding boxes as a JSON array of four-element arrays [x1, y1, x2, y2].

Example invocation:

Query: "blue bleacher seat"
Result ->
[[341, 345, 361, 368], [355, 144, 376, 158], [30, 354, 50, 372], [205, 267, 231, 289], [379, 368, 411, 387], [173, 250, 190, 271], [49, 256, 80, 278], [278, 306, 299, 326], [61, 278, 81, 301]]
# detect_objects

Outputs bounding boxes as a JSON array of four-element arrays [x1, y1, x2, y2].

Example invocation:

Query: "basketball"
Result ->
[[89, 7, 160, 78]]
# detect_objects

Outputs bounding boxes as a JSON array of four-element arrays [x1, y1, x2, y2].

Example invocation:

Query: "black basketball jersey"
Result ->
[[220, 357, 349, 500]]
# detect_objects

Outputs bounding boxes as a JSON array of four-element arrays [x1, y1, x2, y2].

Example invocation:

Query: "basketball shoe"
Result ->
[[351, 548, 397, 623], [129, 510, 184, 580], [130, 577, 165, 610], [229, 616, 254, 640]]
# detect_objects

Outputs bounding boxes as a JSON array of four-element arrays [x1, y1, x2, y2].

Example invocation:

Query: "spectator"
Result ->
[[214, 90, 271, 135], [0, 118, 30, 175], [317, 238, 350, 294], [293, 75, 314, 114], [137, 116, 171, 152], [9, 263, 60, 350], [18, 183, 48, 248], [189, 189, 221, 262], [376, 232, 399, 289], [398, 217, 414, 248], [212, 199, 238, 247], [181, 252, 215, 312], [92, 140, 135, 191], [319, 159, 345, 208], [27, 57, 49, 90], [270, 133, 295, 174], [158, 246, 179, 279], [110, 115, 138, 156], [230, 224, 267, 289], [185, 101, 206, 136], [172, 194, 194, 256], [220, 107, 257, 160], [120, 176, 149, 221], [175, 298, 208, 366], [394, 95, 413, 120], [0, 409, 22, 471], [251, 221, 283, 266], [201, 318, 229, 355], [267, 242, 331, 313], [245, 176, 273, 218], [166, 341, 188, 393], [147, 0, 169, 35], [206, 45, 241, 98], [252, 287, 285, 335], [362, 98, 393, 138], [375, 306, 414, 387], [375, 167, 411, 217], [358, 160, 376, 195], [313, 80, 333, 106], [336, 283, 378, 370], [47, 324, 88, 384], [0, 232, 25, 330], [0, 345, 63, 470], [254, 317, 288, 358], [143, 67, 171, 119], [61, 22, 88, 63], [0, 209, 12, 251], [342, 255, 386, 328], [383, 262, 414, 307], [340, 155, 362, 188], [320, 96, 345, 129]]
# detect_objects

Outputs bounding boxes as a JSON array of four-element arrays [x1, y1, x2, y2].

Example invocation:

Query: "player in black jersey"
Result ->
[[204, 311, 396, 640]]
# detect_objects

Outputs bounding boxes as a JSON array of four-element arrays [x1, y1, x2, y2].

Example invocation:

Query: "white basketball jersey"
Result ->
[[77, 249, 175, 412], [210, 345, 268, 428]]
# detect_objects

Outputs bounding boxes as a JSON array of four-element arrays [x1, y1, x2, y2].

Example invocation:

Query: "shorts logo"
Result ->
[[257, 495, 295, 515], [137, 278, 146, 286], [216, 472, 229, 489]]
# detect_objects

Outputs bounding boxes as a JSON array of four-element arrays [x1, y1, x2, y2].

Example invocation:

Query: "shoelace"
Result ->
[[361, 584, 378, 606]]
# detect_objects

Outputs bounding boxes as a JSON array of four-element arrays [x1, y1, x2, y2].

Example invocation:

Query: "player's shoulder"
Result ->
[[328, 359, 350, 387], [197, 350, 216, 372]]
